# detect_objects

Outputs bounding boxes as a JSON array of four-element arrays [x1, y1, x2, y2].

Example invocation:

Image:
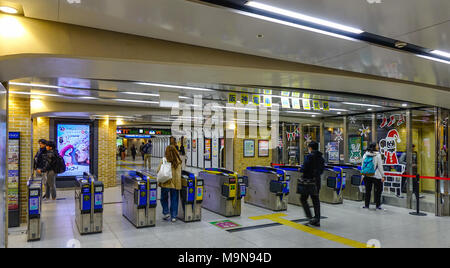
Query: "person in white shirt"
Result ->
[[361, 142, 385, 210]]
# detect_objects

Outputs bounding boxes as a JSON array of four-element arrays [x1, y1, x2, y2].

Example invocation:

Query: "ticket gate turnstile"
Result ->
[[199, 168, 246, 217], [178, 171, 203, 222], [75, 173, 104, 235], [27, 177, 42, 242], [332, 164, 363, 201], [274, 165, 302, 206], [122, 170, 157, 228], [320, 167, 344, 204], [245, 167, 290, 211]]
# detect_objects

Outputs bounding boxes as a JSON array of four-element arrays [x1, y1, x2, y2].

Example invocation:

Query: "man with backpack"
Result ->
[[143, 140, 153, 170], [299, 141, 325, 227], [361, 142, 385, 210], [38, 140, 65, 201]]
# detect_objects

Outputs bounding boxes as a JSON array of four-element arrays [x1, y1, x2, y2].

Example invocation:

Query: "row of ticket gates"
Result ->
[[26, 164, 365, 241]]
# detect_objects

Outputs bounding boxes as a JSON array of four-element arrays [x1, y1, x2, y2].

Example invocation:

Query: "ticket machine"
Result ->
[[199, 168, 246, 217], [122, 170, 158, 228], [245, 167, 290, 211], [273, 165, 302, 206], [332, 164, 363, 201], [75, 172, 104, 234], [27, 177, 42, 241], [320, 167, 344, 204], [178, 171, 203, 222]]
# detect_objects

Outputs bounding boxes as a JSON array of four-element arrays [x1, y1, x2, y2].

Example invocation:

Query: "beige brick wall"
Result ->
[[234, 137, 272, 176], [98, 119, 117, 187], [8, 96, 32, 223]]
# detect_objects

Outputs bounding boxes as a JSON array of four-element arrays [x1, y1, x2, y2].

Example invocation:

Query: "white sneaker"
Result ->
[[163, 214, 170, 221], [171, 218, 177, 223]]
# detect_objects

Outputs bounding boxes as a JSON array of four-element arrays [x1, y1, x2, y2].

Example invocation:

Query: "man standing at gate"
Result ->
[[143, 140, 153, 170], [299, 141, 325, 227]]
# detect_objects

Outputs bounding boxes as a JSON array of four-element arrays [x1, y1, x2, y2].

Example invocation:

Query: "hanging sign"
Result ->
[[303, 99, 311, 110], [281, 91, 290, 97], [264, 96, 272, 107], [292, 92, 300, 98], [323, 101, 330, 111], [263, 89, 272, 95], [292, 98, 301, 109], [252, 95, 261, 105], [228, 93, 237, 104], [281, 97, 291, 109], [240, 94, 249, 105], [313, 100, 321, 110]]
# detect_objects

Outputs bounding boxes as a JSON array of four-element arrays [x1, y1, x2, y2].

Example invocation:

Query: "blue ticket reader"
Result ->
[[27, 177, 42, 241], [245, 167, 290, 211], [178, 171, 203, 222], [275, 165, 302, 206], [122, 170, 157, 228], [330, 164, 363, 201], [75, 173, 104, 234], [320, 167, 344, 204]]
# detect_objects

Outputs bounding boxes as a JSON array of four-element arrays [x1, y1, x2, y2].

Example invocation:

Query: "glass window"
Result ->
[[324, 119, 344, 164], [302, 125, 320, 162], [348, 114, 373, 164]]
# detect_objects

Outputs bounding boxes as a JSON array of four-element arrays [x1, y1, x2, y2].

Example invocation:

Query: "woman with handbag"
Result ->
[[157, 144, 182, 222]]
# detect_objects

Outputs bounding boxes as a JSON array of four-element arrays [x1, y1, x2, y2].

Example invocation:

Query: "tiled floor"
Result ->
[[8, 158, 450, 248]]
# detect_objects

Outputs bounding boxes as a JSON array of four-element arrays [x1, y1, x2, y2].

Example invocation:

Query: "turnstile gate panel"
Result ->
[[320, 167, 344, 204], [199, 168, 246, 217], [331, 164, 363, 201], [245, 167, 289, 211], [275, 166, 302, 206], [122, 170, 157, 228], [178, 171, 203, 222], [75, 173, 104, 235], [27, 177, 42, 241]]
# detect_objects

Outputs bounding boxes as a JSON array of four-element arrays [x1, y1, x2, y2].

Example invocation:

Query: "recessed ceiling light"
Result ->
[[245, 1, 364, 34], [136, 82, 213, 92], [431, 50, 450, 59], [114, 99, 159, 104], [257, 34, 264, 38], [0, 6, 18, 14], [343, 102, 382, 108], [367, 108, 373, 111], [402, 103, 408, 107], [123, 92, 159, 97]]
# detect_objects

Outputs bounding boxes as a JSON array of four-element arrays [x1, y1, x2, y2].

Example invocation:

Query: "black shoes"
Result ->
[[309, 218, 320, 227]]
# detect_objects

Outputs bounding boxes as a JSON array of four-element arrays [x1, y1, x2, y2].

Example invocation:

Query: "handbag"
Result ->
[[157, 157, 172, 183]]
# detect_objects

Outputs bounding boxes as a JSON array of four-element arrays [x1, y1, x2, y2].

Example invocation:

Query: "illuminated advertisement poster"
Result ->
[[57, 124, 91, 177], [258, 140, 270, 157], [204, 139, 212, 161], [349, 136, 362, 164], [7, 132, 20, 211], [327, 142, 339, 162]]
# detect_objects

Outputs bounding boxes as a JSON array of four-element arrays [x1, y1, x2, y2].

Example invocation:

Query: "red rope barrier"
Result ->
[[384, 173, 450, 181]]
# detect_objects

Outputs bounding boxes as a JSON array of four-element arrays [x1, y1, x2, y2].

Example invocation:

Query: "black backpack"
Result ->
[[54, 154, 66, 174]]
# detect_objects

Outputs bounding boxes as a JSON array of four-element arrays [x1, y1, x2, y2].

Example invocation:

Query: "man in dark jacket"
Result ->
[[300, 141, 325, 227], [33, 139, 47, 174], [38, 140, 58, 201]]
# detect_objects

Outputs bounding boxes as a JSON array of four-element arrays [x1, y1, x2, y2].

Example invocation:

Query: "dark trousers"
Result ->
[[300, 184, 321, 220], [364, 176, 383, 208]]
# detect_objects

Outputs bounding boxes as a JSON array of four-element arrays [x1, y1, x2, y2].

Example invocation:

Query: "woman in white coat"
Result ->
[[361, 142, 385, 210]]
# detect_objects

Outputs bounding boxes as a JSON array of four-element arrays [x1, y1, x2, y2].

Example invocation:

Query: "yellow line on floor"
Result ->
[[118, 165, 136, 171], [118, 160, 144, 165], [249, 213, 370, 248]]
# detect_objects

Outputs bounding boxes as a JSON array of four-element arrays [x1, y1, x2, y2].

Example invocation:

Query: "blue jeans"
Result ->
[[160, 188, 179, 219]]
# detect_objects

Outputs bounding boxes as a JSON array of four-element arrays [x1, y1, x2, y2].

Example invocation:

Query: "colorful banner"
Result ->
[[204, 138, 212, 161], [57, 124, 91, 177], [263, 89, 272, 95]]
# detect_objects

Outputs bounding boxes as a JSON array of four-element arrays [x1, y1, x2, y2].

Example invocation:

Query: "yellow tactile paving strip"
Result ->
[[250, 213, 371, 248]]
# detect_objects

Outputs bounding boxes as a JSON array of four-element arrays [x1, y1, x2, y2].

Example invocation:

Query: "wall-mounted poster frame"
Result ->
[[243, 139, 255, 158], [8, 132, 20, 227], [258, 140, 270, 157]]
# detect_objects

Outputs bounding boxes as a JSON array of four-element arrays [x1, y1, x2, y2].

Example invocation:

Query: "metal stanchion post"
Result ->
[[409, 174, 427, 216]]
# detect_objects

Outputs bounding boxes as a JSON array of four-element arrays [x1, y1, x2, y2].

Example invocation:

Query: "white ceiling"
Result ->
[[7, 0, 449, 89]]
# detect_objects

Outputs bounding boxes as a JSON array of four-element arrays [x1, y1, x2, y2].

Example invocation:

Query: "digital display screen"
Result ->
[[150, 184, 157, 189], [30, 190, 39, 196], [57, 124, 91, 177]]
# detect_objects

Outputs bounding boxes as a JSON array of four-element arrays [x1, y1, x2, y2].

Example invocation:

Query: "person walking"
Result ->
[[131, 145, 137, 161], [33, 139, 47, 175], [361, 142, 385, 210], [37, 140, 58, 201], [157, 144, 182, 222], [299, 141, 324, 227], [143, 140, 153, 170], [179, 136, 186, 169], [139, 142, 145, 161], [120, 145, 127, 161]]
